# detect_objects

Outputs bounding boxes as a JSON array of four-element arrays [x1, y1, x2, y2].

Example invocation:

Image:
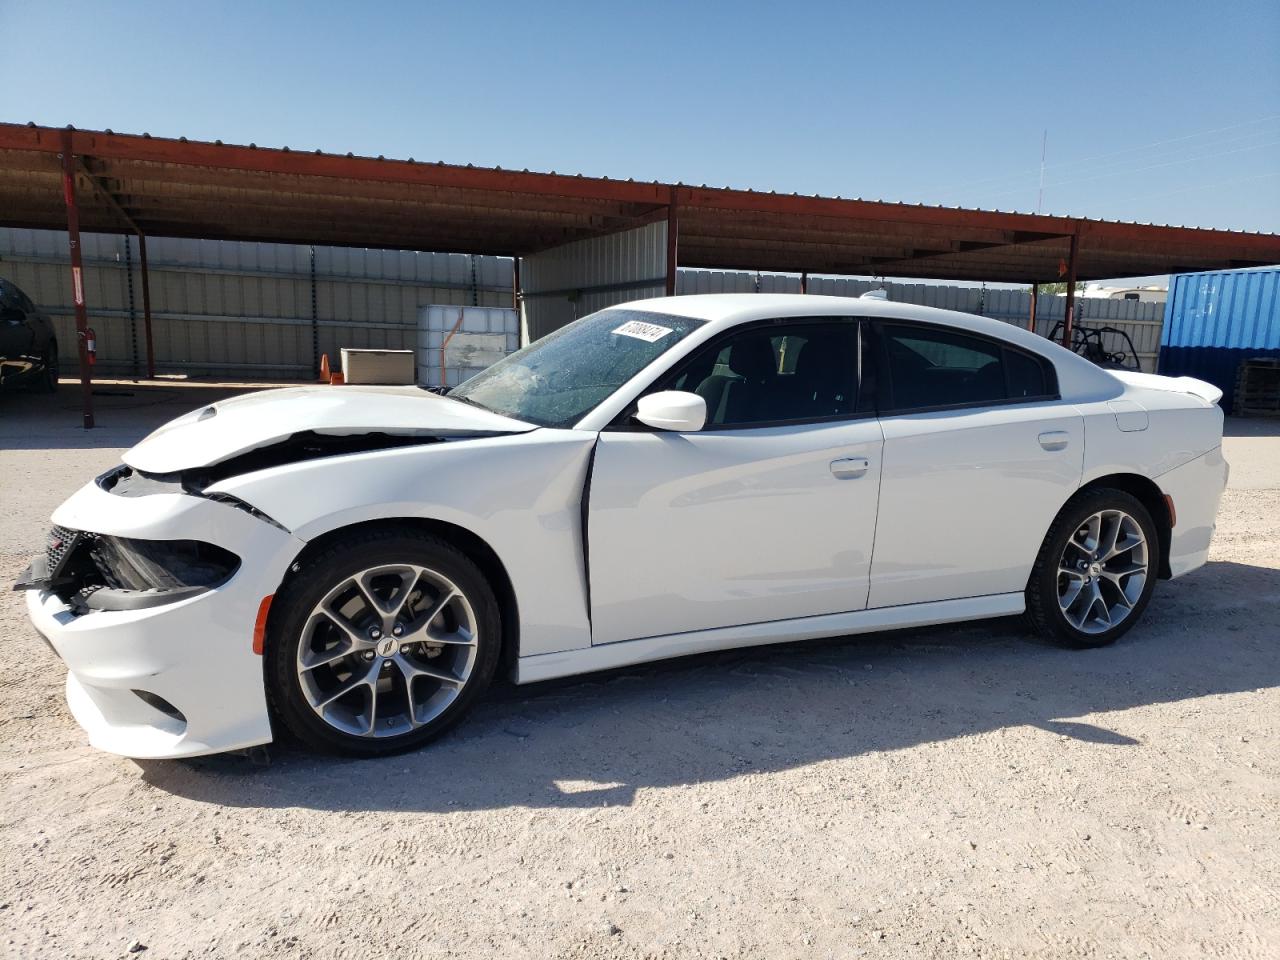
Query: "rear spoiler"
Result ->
[[1108, 370, 1224, 406]]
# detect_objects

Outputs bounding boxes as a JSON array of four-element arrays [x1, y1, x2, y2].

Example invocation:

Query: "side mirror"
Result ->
[[635, 390, 707, 432]]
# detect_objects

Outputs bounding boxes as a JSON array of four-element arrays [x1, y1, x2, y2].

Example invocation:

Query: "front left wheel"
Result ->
[[266, 530, 501, 756]]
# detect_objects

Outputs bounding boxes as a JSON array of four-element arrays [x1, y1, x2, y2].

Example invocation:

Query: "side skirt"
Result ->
[[515, 592, 1026, 684]]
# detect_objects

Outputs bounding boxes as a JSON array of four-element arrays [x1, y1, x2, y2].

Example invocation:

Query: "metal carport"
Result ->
[[2, 122, 1279, 426]]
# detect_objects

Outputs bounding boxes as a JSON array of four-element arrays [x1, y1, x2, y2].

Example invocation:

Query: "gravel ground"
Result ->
[[1, 384, 1277, 960]]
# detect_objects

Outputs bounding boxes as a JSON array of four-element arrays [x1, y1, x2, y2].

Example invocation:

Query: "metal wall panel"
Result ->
[[1158, 267, 1280, 412], [676, 269, 1165, 372], [2, 222, 1168, 380], [675, 270, 803, 295], [521, 221, 668, 342], [1162, 268, 1280, 350], [0, 228, 514, 378], [0, 229, 140, 373]]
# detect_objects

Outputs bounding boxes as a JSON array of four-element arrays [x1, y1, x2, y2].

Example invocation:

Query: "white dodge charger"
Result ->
[[18, 294, 1228, 759]]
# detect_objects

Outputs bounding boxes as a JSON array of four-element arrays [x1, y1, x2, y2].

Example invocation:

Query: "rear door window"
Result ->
[[1004, 347, 1049, 399], [877, 322, 1055, 412]]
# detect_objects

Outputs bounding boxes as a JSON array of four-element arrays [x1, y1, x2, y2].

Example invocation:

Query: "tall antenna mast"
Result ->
[[1037, 129, 1047, 214]]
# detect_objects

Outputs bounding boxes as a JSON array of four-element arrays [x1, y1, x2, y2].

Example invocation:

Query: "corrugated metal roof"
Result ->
[[2, 123, 1278, 284]]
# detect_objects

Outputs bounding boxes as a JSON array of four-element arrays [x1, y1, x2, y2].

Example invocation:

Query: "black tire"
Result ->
[[42, 342, 59, 392], [1025, 488, 1159, 649], [266, 529, 502, 756], [26, 341, 58, 392]]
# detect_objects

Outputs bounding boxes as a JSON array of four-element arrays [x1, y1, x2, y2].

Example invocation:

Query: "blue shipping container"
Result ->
[[1160, 267, 1280, 413]]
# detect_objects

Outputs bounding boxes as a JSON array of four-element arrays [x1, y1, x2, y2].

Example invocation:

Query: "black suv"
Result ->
[[0, 277, 58, 391]]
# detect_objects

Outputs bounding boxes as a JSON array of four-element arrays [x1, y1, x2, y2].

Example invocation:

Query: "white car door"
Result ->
[[866, 320, 1083, 608], [587, 319, 884, 646]]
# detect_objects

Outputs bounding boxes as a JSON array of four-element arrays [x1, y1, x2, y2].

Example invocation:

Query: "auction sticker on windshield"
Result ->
[[612, 319, 673, 342]]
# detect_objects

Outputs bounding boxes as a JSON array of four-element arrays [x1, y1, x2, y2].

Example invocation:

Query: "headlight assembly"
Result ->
[[15, 527, 241, 613]]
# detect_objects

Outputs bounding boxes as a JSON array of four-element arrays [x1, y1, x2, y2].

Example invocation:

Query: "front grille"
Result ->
[[46, 525, 84, 579]]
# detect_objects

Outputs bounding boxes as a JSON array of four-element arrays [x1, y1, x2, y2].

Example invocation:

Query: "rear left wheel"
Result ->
[[1026, 488, 1158, 648], [266, 530, 501, 756]]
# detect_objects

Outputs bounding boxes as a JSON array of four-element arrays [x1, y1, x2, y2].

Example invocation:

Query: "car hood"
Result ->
[[123, 385, 536, 474]]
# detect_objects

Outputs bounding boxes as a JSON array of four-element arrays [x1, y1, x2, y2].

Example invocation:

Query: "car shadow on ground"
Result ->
[[140, 558, 1279, 813]]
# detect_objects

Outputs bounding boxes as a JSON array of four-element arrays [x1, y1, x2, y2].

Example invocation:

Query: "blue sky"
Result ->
[[2, 0, 1278, 233]]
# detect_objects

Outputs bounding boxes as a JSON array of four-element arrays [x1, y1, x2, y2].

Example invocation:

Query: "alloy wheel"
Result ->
[[1056, 509, 1149, 635], [295, 563, 479, 738]]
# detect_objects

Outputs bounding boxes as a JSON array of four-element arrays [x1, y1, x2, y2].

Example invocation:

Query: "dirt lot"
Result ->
[[1, 384, 1277, 960]]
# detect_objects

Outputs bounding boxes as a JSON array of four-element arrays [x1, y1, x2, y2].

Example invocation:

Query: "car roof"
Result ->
[[627, 292, 1019, 336], [620, 293, 1122, 401]]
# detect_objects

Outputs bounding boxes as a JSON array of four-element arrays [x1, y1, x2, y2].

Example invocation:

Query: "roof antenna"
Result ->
[[1037, 129, 1047, 214]]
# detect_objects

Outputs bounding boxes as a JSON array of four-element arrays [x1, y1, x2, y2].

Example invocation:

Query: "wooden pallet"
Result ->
[[1235, 358, 1280, 417]]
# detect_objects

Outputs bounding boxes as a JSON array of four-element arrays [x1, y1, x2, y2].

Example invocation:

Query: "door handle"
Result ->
[[1038, 431, 1070, 452], [830, 456, 870, 479]]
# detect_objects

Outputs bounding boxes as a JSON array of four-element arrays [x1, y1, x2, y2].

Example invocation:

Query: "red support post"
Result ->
[[1061, 232, 1079, 349], [59, 129, 94, 429], [512, 255, 520, 312], [800, 271, 808, 294], [1028, 283, 1038, 333], [137, 232, 156, 378], [665, 189, 678, 296]]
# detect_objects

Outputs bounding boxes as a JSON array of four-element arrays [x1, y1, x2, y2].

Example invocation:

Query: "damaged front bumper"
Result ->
[[17, 524, 238, 613], [17, 473, 305, 759]]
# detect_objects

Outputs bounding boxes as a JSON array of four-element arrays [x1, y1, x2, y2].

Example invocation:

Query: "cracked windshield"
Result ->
[[448, 309, 705, 427]]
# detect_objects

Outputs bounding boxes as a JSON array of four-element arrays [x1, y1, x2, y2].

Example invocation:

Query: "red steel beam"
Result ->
[[1062, 232, 1079, 348], [1028, 283, 1038, 333], [58, 129, 94, 428]]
